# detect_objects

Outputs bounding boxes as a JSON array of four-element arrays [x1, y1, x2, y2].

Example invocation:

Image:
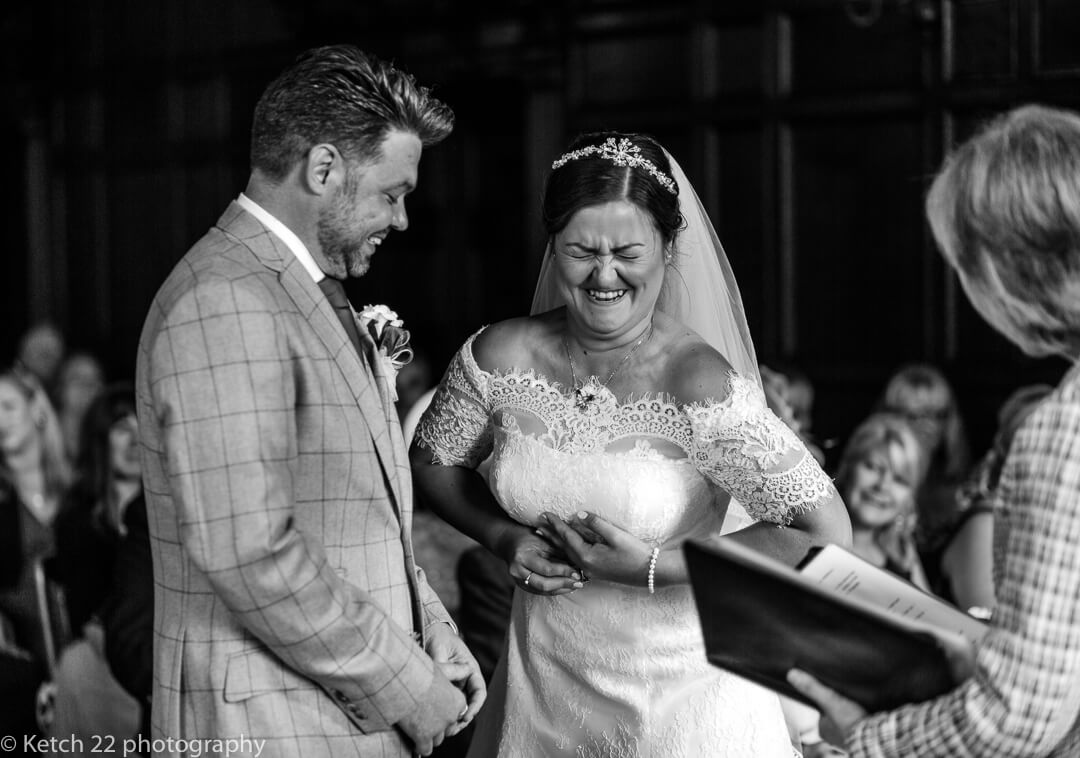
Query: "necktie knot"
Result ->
[[318, 276, 366, 360], [318, 276, 351, 310]]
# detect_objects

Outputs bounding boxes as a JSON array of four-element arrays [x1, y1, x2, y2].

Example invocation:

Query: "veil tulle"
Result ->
[[529, 150, 761, 388], [529, 147, 761, 533]]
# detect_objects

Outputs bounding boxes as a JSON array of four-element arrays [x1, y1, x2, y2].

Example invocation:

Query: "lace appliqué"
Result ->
[[687, 373, 836, 525], [487, 373, 693, 455], [414, 331, 493, 468]]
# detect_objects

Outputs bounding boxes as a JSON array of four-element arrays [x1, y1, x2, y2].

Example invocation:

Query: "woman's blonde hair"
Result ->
[[0, 367, 72, 499], [879, 363, 971, 481], [926, 104, 1080, 358], [835, 413, 925, 520]]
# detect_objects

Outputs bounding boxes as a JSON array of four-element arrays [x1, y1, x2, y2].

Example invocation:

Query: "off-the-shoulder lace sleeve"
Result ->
[[687, 373, 837, 525], [414, 330, 493, 468]]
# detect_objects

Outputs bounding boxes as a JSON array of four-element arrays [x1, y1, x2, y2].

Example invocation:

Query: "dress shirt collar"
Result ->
[[237, 193, 325, 283]]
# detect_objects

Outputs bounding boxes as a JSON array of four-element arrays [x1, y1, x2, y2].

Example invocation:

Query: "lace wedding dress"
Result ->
[[417, 330, 835, 757]]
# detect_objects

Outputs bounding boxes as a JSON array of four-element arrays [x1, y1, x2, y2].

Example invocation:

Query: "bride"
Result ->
[[410, 131, 851, 756]]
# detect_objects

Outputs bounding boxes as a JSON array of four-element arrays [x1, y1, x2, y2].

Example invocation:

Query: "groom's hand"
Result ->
[[426, 622, 487, 732], [397, 664, 466, 757]]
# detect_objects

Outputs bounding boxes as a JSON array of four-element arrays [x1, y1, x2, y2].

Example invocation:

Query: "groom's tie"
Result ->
[[318, 276, 365, 360]]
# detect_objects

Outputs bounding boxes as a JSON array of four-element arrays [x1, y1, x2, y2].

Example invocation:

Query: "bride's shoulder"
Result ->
[[471, 312, 561, 374], [657, 318, 743, 406]]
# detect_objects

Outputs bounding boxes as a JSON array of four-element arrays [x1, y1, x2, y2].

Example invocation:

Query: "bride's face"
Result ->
[[554, 200, 667, 339]]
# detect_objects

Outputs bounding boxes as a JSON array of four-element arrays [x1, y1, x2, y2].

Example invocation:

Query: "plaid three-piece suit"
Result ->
[[136, 202, 451, 757]]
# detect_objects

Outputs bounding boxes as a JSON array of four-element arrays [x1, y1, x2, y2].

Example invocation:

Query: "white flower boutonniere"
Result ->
[[356, 304, 413, 401]]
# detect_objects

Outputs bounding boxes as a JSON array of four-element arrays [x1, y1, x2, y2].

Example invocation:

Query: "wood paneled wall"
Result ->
[[7, 0, 1080, 453]]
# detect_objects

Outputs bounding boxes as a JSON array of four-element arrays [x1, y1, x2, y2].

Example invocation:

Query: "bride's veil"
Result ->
[[529, 144, 762, 532]]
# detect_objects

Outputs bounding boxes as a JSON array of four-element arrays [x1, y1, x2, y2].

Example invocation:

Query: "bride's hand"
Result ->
[[494, 522, 585, 596], [540, 511, 654, 587]]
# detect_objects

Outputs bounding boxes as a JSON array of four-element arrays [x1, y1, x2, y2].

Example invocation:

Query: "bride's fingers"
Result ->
[[542, 513, 591, 559], [516, 568, 583, 594], [526, 550, 583, 581], [564, 519, 605, 545], [572, 511, 623, 545]]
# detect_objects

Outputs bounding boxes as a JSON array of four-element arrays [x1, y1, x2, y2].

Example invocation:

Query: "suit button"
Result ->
[[333, 690, 348, 702], [335, 566, 349, 578]]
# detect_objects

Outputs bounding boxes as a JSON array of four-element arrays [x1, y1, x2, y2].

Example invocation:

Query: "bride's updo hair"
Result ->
[[542, 131, 683, 246]]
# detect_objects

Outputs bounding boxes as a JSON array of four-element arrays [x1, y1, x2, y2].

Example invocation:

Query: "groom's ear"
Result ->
[[304, 143, 346, 197]]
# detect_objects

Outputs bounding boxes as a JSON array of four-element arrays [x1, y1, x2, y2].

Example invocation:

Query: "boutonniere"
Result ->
[[356, 304, 413, 401]]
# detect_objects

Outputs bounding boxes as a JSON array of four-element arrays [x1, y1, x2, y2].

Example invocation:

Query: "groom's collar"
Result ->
[[237, 192, 325, 284]]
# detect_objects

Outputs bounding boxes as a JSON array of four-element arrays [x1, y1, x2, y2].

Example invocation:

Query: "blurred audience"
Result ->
[[833, 412, 930, 589], [876, 363, 971, 591], [15, 322, 66, 390], [0, 366, 72, 735], [53, 351, 106, 465], [47, 383, 144, 753], [940, 383, 1054, 619], [395, 346, 434, 425], [761, 362, 826, 465]]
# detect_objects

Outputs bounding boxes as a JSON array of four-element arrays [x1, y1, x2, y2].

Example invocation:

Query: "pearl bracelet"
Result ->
[[647, 546, 660, 595]]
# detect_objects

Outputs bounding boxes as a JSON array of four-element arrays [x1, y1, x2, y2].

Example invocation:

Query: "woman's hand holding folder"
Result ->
[[787, 627, 976, 746]]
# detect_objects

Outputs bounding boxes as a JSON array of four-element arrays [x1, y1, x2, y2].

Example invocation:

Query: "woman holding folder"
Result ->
[[789, 104, 1080, 757]]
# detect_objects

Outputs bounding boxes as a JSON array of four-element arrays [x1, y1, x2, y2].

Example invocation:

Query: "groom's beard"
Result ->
[[318, 177, 375, 279]]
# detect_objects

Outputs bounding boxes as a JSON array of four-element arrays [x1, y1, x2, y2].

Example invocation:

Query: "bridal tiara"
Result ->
[[551, 137, 678, 195]]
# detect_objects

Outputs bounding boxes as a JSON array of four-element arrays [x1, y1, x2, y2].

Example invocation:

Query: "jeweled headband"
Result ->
[[550, 137, 678, 195]]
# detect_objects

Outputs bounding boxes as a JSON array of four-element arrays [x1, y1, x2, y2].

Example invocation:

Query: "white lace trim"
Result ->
[[414, 331, 492, 467], [417, 327, 836, 524]]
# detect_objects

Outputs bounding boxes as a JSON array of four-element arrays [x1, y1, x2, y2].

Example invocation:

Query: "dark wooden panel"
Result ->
[[790, 118, 926, 361], [578, 33, 690, 104], [1034, 0, 1080, 75], [712, 23, 766, 96], [951, 0, 1017, 81], [109, 169, 181, 377], [712, 128, 769, 348], [789, 5, 923, 93]]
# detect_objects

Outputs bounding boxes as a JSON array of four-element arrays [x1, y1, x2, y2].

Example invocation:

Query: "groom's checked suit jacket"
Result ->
[[136, 202, 452, 757]]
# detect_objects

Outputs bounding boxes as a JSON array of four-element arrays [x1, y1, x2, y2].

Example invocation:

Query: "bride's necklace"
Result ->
[[563, 324, 653, 409]]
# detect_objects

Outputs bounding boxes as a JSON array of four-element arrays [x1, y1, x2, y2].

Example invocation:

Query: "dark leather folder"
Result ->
[[684, 538, 957, 712]]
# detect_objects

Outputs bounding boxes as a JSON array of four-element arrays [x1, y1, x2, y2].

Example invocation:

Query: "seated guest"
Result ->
[[52, 351, 106, 465], [790, 103, 1080, 757], [940, 383, 1054, 618], [47, 383, 143, 751], [876, 363, 971, 590], [834, 413, 929, 589], [0, 367, 71, 735]]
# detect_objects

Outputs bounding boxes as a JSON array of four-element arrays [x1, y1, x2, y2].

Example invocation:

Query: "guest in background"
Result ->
[[15, 322, 66, 390], [761, 362, 825, 466], [877, 362, 971, 590], [52, 351, 105, 465], [833, 413, 929, 589], [790, 103, 1080, 757], [940, 383, 1054, 618], [47, 383, 143, 753], [0, 367, 72, 734]]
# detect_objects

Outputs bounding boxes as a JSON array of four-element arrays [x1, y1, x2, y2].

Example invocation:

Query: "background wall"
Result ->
[[4, 0, 1079, 456]]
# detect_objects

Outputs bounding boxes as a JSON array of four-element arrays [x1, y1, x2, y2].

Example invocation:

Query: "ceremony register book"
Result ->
[[684, 539, 988, 712]]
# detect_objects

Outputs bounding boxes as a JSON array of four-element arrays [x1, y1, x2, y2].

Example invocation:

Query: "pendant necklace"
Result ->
[[563, 323, 653, 409]]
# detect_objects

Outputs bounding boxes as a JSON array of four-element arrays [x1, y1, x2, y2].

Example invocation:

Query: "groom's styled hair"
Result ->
[[249, 44, 454, 179]]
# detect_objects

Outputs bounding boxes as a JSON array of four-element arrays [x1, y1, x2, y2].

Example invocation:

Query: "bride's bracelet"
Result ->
[[647, 546, 660, 594]]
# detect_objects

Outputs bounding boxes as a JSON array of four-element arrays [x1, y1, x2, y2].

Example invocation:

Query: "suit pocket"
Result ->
[[222, 646, 313, 703]]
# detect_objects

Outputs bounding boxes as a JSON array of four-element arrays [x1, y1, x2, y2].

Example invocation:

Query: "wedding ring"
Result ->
[[524, 571, 534, 587]]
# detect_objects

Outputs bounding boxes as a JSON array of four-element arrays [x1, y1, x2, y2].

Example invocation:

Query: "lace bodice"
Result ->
[[417, 328, 825, 756], [416, 329, 835, 527]]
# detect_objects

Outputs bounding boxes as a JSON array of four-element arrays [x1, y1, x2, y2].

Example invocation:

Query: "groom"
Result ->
[[136, 45, 483, 757]]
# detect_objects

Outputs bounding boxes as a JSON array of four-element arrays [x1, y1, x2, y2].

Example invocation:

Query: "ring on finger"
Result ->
[[524, 571, 535, 587]]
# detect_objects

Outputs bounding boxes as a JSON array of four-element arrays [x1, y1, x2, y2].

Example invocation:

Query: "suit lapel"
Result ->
[[217, 202, 406, 516]]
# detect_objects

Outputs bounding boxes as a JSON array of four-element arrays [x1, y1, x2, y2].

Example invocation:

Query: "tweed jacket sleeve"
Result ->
[[146, 272, 437, 732], [848, 381, 1080, 757]]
